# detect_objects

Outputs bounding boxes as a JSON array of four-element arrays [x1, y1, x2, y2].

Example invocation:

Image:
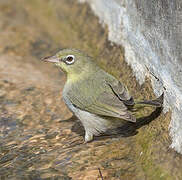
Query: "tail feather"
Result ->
[[135, 93, 164, 108]]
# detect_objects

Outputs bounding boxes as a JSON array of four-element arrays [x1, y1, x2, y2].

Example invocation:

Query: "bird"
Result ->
[[42, 49, 163, 142]]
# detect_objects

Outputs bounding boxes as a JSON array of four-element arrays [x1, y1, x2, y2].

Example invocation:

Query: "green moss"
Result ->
[[140, 155, 172, 180], [135, 118, 173, 180]]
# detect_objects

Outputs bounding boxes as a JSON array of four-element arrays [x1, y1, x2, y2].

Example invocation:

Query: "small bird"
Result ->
[[42, 49, 163, 142]]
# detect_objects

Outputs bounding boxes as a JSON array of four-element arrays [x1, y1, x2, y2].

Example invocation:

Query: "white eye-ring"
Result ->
[[65, 55, 75, 65]]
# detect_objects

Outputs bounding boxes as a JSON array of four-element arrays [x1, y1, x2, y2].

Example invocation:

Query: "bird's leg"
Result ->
[[84, 130, 94, 143]]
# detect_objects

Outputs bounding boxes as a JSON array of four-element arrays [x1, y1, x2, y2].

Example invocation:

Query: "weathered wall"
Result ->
[[79, 0, 182, 153]]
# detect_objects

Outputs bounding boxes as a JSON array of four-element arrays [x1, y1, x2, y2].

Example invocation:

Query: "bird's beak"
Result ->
[[42, 55, 60, 63]]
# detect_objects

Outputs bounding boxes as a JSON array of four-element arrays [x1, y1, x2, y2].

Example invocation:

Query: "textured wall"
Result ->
[[80, 0, 182, 153]]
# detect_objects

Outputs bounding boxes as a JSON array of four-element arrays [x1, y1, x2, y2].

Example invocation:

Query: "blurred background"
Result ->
[[0, 0, 182, 179]]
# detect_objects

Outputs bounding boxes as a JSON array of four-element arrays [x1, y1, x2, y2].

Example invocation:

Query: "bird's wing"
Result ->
[[67, 77, 136, 122], [105, 79, 135, 106]]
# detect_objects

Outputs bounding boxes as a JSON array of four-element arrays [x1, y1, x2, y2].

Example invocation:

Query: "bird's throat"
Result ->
[[67, 70, 88, 83]]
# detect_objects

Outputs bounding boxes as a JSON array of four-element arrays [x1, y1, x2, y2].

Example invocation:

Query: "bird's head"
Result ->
[[42, 49, 98, 80]]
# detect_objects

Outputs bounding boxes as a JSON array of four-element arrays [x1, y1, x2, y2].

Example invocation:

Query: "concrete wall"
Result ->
[[80, 0, 182, 153]]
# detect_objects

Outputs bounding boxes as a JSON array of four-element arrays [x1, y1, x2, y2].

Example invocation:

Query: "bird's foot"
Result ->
[[84, 131, 93, 143]]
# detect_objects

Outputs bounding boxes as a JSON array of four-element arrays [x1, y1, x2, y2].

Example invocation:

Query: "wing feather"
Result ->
[[66, 73, 136, 122]]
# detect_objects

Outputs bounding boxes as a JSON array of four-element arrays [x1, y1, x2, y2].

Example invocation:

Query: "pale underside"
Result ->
[[62, 70, 135, 141], [63, 95, 126, 142]]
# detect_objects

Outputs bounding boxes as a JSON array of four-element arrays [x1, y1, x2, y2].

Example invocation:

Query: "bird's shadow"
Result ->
[[62, 107, 163, 141]]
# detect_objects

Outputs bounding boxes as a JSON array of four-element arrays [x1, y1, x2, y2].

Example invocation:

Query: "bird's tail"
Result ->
[[132, 93, 164, 110]]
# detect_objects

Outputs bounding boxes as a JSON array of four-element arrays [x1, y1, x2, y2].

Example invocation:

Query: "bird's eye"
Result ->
[[65, 55, 75, 65]]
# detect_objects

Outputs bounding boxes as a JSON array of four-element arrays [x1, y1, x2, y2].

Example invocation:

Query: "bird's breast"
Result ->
[[62, 83, 79, 113]]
